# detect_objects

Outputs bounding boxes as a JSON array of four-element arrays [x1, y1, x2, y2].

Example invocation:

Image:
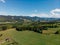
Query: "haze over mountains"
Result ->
[[0, 15, 60, 22]]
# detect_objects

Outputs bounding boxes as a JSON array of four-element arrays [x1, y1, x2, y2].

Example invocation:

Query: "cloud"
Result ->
[[30, 8, 60, 18], [0, 0, 5, 3], [50, 8, 60, 18], [31, 9, 51, 17], [29, 13, 52, 18]]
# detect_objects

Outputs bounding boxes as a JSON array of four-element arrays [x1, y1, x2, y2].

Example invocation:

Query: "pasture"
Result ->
[[0, 28, 60, 45]]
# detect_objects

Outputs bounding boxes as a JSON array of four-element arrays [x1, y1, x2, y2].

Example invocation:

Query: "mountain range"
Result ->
[[0, 15, 60, 22]]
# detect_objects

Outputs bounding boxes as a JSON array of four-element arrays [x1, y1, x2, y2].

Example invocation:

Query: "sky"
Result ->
[[0, 0, 60, 18]]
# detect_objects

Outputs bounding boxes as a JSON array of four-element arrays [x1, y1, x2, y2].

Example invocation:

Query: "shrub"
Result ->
[[55, 30, 60, 34], [2, 26, 7, 30], [55, 31, 59, 34], [12, 25, 17, 28], [16, 26, 22, 31]]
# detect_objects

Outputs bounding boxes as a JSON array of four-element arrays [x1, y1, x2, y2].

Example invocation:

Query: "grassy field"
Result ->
[[0, 28, 60, 45]]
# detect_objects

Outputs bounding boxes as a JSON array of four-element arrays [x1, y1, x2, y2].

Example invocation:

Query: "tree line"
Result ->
[[0, 22, 59, 34]]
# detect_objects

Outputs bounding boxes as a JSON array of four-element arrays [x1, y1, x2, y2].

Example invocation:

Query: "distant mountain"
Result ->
[[0, 15, 60, 22]]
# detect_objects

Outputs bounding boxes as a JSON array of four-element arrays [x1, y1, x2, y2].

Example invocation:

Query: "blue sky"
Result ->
[[0, 0, 60, 18]]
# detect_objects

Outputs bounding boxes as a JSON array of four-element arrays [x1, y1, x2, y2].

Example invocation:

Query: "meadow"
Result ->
[[0, 22, 60, 45]]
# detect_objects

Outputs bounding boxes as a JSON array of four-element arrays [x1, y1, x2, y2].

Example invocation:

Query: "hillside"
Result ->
[[0, 29, 60, 45], [0, 15, 60, 22]]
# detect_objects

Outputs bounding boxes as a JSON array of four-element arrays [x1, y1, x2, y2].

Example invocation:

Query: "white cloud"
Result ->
[[0, 0, 5, 3], [29, 13, 52, 18], [30, 8, 60, 18], [50, 8, 60, 18], [0, 8, 60, 18]]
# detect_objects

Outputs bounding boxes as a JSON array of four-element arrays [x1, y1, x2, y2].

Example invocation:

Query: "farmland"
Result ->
[[0, 28, 60, 45], [0, 22, 60, 45]]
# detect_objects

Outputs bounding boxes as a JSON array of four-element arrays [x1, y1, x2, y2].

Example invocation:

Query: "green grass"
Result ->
[[0, 29, 60, 45], [10, 30, 60, 45]]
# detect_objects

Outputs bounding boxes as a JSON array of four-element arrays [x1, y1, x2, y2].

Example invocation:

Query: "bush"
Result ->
[[41, 26, 48, 30], [16, 26, 22, 31], [2, 26, 7, 30], [55, 31, 59, 34], [55, 30, 60, 34], [12, 25, 17, 28]]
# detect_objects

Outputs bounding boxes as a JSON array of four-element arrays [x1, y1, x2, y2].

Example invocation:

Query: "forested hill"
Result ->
[[0, 15, 60, 22]]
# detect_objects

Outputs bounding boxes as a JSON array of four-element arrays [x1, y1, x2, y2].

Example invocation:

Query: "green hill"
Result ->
[[0, 29, 60, 45]]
